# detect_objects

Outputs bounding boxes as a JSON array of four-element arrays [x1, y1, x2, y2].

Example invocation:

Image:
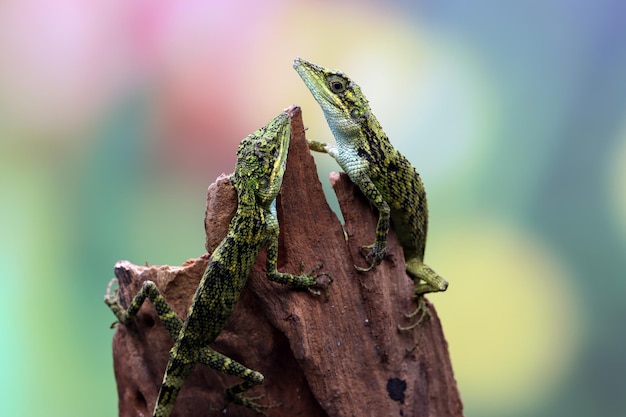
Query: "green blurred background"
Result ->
[[1, 1, 625, 416]]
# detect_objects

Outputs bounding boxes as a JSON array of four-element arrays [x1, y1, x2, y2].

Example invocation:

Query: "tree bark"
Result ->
[[109, 105, 464, 417]]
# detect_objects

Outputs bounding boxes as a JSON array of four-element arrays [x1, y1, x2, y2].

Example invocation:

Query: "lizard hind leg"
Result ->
[[397, 295, 431, 352], [197, 347, 278, 415], [104, 278, 183, 339]]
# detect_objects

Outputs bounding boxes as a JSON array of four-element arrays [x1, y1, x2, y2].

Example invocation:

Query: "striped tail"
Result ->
[[153, 355, 195, 417]]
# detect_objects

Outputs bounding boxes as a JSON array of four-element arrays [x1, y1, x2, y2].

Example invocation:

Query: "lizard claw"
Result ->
[[302, 262, 333, 298], [104, 278, 123, 328], [226, 392, 280, 416], [355, 244, 386, 272], [308, 273, 333, 297], [104, 278, 120, 306], [397, 296, 431, 352]]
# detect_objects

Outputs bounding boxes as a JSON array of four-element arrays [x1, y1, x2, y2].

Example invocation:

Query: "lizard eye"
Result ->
[[328, 76, 346, 93]]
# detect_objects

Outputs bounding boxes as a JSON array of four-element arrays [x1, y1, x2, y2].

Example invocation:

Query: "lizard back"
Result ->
[[179, 199, 268, 348], [360, 118, 429, 261]]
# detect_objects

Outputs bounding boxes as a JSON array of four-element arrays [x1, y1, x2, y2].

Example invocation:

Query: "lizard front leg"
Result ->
[[307, 140, 333, 154], [347, 170, 391, 271], [104, 278, 183, 340], [309, 140, 391, 271], [264, 215, 332, 293]]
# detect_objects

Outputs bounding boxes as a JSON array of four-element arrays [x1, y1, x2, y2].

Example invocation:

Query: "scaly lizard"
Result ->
[[104, 111, 329, 416], [293, 57, 447, 334]]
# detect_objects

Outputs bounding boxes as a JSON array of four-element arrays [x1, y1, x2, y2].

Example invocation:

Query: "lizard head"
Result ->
[[293, 57, 371, 137], [233, 111, 291, 207]]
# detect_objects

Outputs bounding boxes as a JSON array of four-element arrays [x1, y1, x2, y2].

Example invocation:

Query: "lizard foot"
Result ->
[[354, 243, 386, 272], [104, 278, 121, 328], [226, 392, 280, 416], [104, 278, 120, 304], [397, 296, 431, 352], [303, 262, 333, 298]]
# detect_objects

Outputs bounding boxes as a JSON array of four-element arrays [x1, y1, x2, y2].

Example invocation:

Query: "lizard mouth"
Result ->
[[293, 57, 343, 114]]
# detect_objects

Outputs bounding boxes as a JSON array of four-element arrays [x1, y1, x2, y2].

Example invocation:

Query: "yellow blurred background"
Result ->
[[1, 1, 625, 416]]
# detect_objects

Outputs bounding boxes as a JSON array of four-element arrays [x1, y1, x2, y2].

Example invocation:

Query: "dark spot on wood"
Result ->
[[141, 314, 156, 328], [387, 377, 407, 404], [134, 388, 148, 415]]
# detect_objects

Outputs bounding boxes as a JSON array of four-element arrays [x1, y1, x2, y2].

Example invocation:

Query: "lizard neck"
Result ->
[[329, 110, 394, 164]]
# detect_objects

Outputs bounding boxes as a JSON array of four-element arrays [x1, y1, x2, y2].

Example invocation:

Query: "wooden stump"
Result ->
[[109, 106, 464, 417]]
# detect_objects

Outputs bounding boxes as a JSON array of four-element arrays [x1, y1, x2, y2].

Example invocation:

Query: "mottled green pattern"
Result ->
[[294, 58, 448, 323], [105, 112, 325, 416]]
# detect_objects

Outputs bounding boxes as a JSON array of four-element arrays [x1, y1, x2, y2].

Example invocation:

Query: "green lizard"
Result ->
[[104, 111, 329, 416], [293, 57, 447, 332]]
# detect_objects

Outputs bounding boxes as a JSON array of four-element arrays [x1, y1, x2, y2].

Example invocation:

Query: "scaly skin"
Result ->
[[105, 112, 329, 416], [293, 57, 447, 332]]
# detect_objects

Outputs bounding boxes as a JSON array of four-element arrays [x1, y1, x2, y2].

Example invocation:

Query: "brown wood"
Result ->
[[109, 105, 464, 417]]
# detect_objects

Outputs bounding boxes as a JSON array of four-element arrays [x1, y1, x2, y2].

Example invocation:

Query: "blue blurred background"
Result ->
[[1, 1, 625, 416]]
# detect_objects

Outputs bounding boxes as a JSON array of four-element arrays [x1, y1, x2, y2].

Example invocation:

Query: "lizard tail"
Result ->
[[153, 355, 195, 417], [406, 258, 448, 294]]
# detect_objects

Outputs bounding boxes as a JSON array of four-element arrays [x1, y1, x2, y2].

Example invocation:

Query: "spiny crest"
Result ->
[[234, 112, 290, 206]]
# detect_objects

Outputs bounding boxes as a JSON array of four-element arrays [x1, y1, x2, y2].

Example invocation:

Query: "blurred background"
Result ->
[[1, 0, 625, 416]]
